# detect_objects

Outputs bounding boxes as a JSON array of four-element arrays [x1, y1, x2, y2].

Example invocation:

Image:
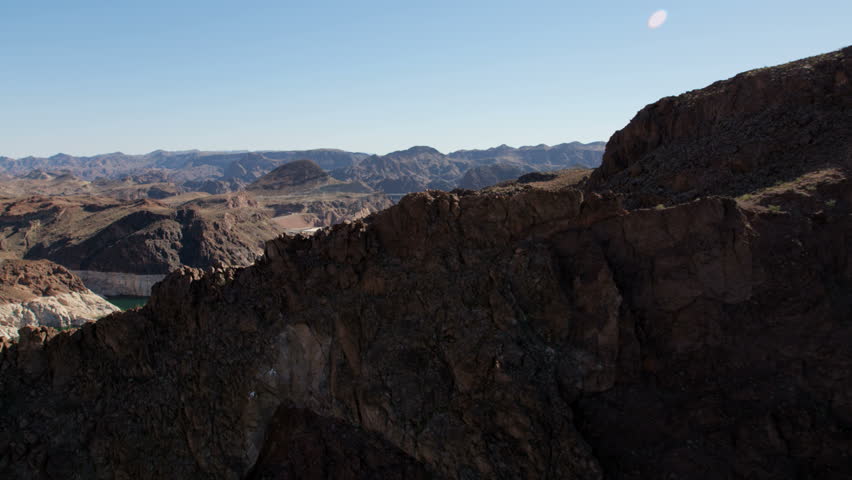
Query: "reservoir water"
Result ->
[[106, 296, 149, 310]]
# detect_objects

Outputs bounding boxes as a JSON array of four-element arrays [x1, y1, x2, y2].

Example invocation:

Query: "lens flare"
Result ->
[[648, 10, 668, 29]]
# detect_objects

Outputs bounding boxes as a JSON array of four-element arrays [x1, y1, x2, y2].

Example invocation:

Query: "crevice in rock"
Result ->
[[244, 405, 432, 480]]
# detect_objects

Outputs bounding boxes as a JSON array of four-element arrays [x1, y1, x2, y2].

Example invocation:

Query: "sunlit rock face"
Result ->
[[0, 291, 118, 339], [0, 260, 118, 339]]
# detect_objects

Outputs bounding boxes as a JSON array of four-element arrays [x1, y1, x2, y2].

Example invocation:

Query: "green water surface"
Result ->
[[107, 296, 149, 310]]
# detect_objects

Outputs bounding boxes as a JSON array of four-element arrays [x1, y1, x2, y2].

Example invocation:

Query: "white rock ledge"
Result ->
[[0, 291, 120, 339], [72, 270, 166, 297]]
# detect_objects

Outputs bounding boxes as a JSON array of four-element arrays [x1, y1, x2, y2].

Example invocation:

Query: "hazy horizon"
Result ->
[[2, 1, 850, 158], [0, 140, 607, 160]]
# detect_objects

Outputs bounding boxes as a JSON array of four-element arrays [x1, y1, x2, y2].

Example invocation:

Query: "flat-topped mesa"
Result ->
[[588, 45, 852, 207]]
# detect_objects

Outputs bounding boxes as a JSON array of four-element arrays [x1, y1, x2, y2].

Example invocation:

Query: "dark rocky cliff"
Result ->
[[588, 46, 852, 208], [0, 47, 850, 479]]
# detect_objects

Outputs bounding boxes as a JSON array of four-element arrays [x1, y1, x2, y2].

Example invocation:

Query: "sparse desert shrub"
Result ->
[[826, 199, 837, 207], [767, 204, 782, 213]]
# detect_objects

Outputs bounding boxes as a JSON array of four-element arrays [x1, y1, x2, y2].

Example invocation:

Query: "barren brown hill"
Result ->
[[0, 47, 850, 479], [0, 194, 283, 284]]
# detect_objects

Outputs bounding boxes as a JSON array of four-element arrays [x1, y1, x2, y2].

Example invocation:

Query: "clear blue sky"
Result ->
[[1, 1, 849, 158]]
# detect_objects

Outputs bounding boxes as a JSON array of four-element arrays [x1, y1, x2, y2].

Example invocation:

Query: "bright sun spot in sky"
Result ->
[[648, 10, 668, 29]]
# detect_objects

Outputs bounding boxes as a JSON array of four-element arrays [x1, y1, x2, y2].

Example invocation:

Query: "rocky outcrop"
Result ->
[[587, 46, 852, 207], [0, 292, 119, 339], [0, 47, 850, 479], [0, 260, 118, 338]]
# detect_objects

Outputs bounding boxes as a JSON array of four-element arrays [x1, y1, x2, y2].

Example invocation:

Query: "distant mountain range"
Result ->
[[0, 159, 391, 297], [0, 142, 605, 194]]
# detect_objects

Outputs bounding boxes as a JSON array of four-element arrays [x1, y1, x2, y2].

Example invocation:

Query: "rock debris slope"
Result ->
[[0, 47, 850, 479]]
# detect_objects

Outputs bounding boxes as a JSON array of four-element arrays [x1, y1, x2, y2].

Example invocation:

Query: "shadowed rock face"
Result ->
[[246, 407, 432, 480], [587, 46, 852, 208], [0, 47, 851, 479]]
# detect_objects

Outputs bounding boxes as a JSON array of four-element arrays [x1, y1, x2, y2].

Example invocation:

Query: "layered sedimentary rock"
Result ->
[[0, 260, 117, 338], [0, 47, 850, 479]]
